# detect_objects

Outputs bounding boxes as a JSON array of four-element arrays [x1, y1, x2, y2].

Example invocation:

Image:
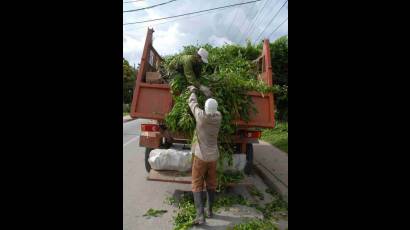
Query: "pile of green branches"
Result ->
[[166, 188, 287, 230], [167, 192, 250, 230], [163, 43, 275, 179]]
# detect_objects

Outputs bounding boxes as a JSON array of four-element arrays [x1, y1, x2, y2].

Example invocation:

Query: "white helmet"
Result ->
[[205, 98, 218, 115], [197, 48, 209, 64]]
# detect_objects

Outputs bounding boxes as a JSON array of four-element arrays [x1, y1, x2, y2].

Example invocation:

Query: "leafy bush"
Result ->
[[270, 36, 288, 121], [261, 122, 288, 153], [123, 58, 137, 104]]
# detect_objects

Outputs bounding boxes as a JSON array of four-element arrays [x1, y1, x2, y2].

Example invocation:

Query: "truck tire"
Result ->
[[145, 147, 153, 173], [244, 144, 253, 175]]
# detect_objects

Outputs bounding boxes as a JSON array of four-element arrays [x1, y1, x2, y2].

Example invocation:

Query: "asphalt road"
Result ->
[[123, 119, 288, 230], [123, 119, 191, 230]]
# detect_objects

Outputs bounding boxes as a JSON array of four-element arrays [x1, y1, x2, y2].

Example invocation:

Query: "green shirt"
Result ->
[[168, 55, 202, 88]]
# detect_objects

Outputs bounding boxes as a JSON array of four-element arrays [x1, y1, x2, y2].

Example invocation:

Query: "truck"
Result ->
[[130, 28, 275, 181]]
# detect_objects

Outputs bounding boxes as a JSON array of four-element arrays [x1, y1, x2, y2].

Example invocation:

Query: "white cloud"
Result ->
[[122, 0, 288, 66], [208, 35, 233, 47], [123, 32, 144, 67], [152, 23, 187, 55]]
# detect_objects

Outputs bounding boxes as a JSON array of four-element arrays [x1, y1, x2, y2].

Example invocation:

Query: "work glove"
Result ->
[[199, 85, 212, 97], [187, 85, 197, 93]]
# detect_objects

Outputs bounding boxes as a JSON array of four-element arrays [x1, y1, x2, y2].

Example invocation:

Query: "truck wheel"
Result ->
[[244, 144, 253, 175], [145, 147, 153, 173]]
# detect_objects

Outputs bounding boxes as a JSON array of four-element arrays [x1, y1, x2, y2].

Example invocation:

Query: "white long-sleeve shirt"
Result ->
[[188, 92, 222, 162]]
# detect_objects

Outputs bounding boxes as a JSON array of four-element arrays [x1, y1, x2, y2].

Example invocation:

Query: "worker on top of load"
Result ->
[[168, 48, 212, 97], [187, 85, 222, 225]]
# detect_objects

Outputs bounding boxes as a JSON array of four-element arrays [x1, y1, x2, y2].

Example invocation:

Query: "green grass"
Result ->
[[261, 121, 288, 153]]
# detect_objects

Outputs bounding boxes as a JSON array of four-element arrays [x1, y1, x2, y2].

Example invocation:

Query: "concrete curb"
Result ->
[[252, 141, 288, 203], [253, 163, 288, 203]]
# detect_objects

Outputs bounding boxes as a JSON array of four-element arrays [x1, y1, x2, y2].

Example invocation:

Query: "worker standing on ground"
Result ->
[[168, 48, 212, 97], [187, 85, 221, 225]]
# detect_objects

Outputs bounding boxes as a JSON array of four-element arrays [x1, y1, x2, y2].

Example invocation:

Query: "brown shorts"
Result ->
[[191, 156, 217, 192]]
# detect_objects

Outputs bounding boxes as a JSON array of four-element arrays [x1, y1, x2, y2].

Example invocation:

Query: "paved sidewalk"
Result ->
[[253, 141, 288, 202]]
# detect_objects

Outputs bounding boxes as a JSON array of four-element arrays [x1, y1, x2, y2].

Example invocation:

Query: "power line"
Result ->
[[123, 0, 262, 25], [123, 4, 242, 32], [246, 0, 279, 43], [238, 0, 271, 44], [123, 10, 222, 31], [254, 0, 287, 43], [226, 0, 243, 36], [244, 0, 271, 38], [123, 0, 145, 3], [124, 0, 177, 13], [267, 17, 288, 38], [233, 1, 255, 44], [253, 0, 287, 42]]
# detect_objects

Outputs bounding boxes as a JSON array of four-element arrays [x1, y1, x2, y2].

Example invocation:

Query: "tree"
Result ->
[[269, 36, 288, 121], [123, 58, 137, 106], [123, 58, 136, 82], [270, 35, 288, 86]]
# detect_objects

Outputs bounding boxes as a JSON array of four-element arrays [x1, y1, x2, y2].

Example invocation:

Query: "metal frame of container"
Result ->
[[130, 28, 275, 174]]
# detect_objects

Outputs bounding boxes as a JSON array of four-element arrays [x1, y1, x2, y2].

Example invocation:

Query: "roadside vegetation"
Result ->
[[261, 121, 288, 153]]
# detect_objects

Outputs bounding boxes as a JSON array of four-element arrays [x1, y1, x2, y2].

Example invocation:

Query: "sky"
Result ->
[[123, 0, 288, 67]]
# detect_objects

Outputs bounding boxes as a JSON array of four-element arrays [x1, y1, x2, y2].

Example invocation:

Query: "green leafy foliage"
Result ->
[[123, 58, 136, 81], [164, 90, 196, 138], [249, 185, 265, 200], [167, 187, 287, 230], [216, 170, 244, 192], [265, 188, 288, 214], [261, 121, 288, 153], [171, 193, 196, 230], [162, 43, 275, 171], [123, 58, 137, 105], [142, 208, 167, 217], [213, 193, 250, 212], [228, 218, 279, 230], [168, 192, 252, 230], [270, 36, 288, 121], [270, 36, 288, 86]]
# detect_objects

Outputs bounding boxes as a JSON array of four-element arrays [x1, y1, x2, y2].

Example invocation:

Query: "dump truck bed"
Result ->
[[130, 28, 275, 128]]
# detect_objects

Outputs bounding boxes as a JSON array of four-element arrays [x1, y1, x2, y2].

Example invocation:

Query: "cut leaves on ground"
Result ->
[[248, 185, 264, 200], [142, 208, 167, 218], [228, 218, 279, 230]]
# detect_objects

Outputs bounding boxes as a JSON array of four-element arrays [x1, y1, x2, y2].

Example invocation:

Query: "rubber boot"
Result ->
[[193, 192, 205, 225], [201, 191, 207, 208], [206, 189, 215, 218]]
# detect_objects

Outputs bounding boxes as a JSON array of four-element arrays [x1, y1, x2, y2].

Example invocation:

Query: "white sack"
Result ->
[[148, 147, 192, 172]]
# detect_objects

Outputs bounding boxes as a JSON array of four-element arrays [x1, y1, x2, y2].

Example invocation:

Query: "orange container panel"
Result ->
[[131, 28, 275, 129], [131, 83, 172, 120]]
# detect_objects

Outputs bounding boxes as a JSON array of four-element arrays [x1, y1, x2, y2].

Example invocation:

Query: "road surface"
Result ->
[[123, 119, 288, 230], [124, 119, 189, 230]]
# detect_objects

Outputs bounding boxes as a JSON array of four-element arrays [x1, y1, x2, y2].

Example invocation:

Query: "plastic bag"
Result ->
[[148, 147, 192, 172]]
